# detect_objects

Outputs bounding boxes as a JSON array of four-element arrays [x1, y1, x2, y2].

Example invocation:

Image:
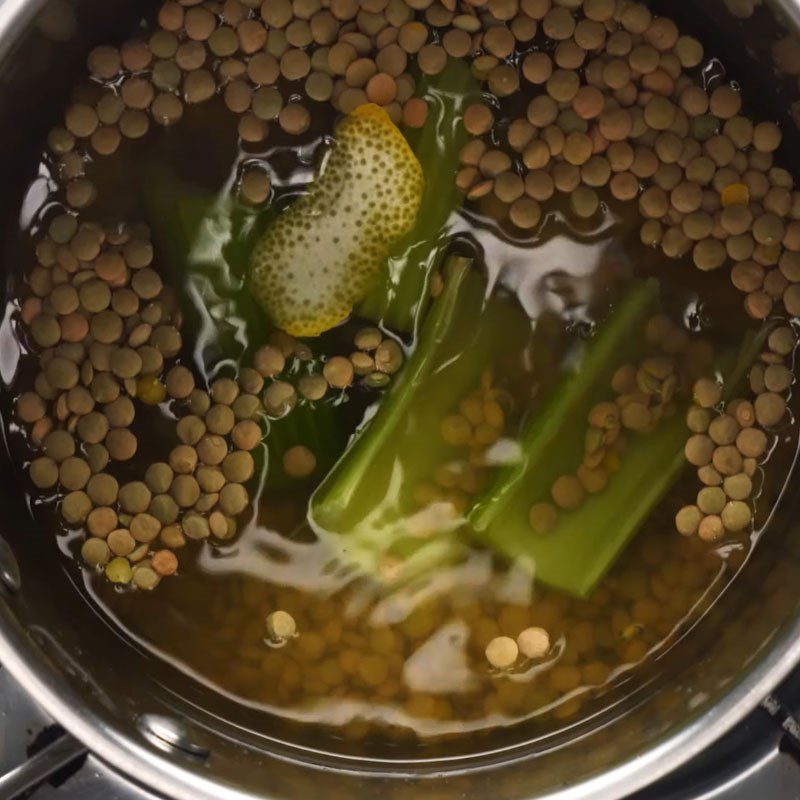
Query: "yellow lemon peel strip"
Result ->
[[248, 103, 424, 337]]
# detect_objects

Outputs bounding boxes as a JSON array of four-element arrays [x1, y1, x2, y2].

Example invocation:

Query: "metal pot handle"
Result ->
[[0, 730, 87, 799]]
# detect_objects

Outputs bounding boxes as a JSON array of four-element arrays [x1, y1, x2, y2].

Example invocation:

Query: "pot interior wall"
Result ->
[[1, 0, 800, 798]]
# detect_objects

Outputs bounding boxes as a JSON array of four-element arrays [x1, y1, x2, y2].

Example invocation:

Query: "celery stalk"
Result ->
[[142, 165, 275, 369], [356, 60, 480, 334], [468, 286, 769, 598], [480, 412, 688, 598], [469, 280, 660, 538], [310, 256, 529, 573], [722, 323, 773, 400]]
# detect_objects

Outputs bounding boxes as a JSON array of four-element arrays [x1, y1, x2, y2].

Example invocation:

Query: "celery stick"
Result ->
[[142, 165, 274, 367], [310, 256, 529, 572], [468, 292, 769, 598], [470, 280, 660, 538], [143, 163, 267, 284], [356, 60, 480, 334], [477, 411, 688, 598], [722, 323, 773, 400]]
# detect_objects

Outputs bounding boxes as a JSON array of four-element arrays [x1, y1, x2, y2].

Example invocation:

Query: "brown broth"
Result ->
[[2, 29, 799, 754]]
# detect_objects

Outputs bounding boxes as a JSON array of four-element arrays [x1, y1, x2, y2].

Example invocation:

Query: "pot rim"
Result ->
[[3, 585, 800, 800]]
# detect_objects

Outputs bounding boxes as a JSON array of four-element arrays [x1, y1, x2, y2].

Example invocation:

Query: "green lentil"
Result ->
[[105, 556, 133, 584]]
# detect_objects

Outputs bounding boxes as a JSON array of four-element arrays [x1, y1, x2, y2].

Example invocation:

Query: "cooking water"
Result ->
[[3, 38, 799, 753]]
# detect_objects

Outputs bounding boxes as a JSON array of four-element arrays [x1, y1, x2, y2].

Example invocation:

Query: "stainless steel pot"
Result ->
[[2, 0, 800, 797]]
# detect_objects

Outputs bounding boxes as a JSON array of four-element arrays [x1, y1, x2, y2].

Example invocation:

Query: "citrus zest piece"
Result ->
[[721, 182, 750, 207], [248, 103, 424, 337]]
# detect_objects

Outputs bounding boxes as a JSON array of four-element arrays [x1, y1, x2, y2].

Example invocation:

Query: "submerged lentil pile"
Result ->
[[6, 0, 800, 741], [187, 514, 723, 736]]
